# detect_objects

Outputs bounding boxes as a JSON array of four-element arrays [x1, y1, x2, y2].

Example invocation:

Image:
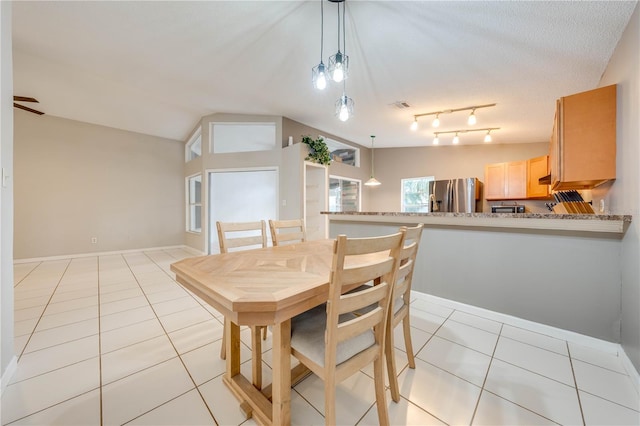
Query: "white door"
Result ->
[[209, 169, 278, 254]]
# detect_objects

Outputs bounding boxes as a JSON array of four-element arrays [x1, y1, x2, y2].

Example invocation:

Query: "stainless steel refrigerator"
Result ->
[[427, 178, 483, 213]]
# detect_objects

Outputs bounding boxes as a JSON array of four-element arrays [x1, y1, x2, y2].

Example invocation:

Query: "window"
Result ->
[[322, 137, 359, 167], [187, 175, 202, 233], [401, 176, 434, 212], [329, 176, 361, 212], [212, 123, 276, 153], [186, 129, 202, 162]]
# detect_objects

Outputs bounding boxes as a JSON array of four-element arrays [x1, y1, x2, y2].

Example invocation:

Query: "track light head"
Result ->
[[432, 114, 440, 128], [410, 118, 418, 131], [468, 109, 477, 125]]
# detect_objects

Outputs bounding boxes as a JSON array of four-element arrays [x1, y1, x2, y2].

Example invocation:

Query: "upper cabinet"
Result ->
[[484, 160, 527, 200], [527, 155, 550, 198], [485, 155, 551, 200], [550, 85, 616, 190]]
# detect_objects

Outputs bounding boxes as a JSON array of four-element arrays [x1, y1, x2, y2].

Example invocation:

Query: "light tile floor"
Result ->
[[3, 248, 639, 425]]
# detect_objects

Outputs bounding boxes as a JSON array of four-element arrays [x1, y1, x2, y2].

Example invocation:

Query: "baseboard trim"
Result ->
[[412, 291, 623, 355], [14, 245, 198, 264], [1, 356, 17, 396]]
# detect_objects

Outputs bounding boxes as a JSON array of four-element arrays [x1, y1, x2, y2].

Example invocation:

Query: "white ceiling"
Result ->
[[11, 1, 637, 148]]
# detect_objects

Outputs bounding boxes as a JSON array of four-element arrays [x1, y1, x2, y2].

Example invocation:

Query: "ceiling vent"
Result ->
[[389, 101, 411, 109]]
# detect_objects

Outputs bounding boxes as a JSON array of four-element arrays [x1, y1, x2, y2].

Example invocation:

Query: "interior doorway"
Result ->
[[208, 168, 278, 254]]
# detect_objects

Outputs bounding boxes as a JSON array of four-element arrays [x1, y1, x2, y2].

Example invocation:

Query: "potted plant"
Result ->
[[301, 135, 332, 166]]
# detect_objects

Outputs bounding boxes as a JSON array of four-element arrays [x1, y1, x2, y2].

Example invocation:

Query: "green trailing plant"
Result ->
[[301, 135, 332, 166]]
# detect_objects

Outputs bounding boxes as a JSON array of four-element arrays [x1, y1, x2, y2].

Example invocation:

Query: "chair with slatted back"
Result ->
[[216, 220, 268, 388], [385, 223, 423, 403], [289, 231, 405, 426], [268, 218, 307, 246]]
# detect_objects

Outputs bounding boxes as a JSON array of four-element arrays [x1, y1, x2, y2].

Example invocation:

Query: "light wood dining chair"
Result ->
[[216, 220, 268, 388], [268, 218, 307, 246], [289, 231, 405, 426], [385, 223, 423, 402]]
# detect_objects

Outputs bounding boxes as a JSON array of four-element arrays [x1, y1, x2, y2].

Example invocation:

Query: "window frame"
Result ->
[[186, 173, 202, 233], [185, 128, 202, 162], [329, 175, 362, 212]]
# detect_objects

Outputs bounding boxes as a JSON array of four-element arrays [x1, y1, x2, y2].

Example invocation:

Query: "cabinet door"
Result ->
[[527, 155, 550, 198], [505, 160, 527, 199], [552, 85, 616, 189], [484, 163, 506, 200]]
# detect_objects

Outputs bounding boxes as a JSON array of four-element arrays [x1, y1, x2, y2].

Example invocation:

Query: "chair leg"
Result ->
[[374, 356, 390, 426], [324, 375, 336, 426], [386, 319, 401, 403], [220, 318, 227, 360], [402, 314, 416, 369]]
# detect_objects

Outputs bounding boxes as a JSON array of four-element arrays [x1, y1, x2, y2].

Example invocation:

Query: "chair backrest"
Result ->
[[268, 219, 307, 246], [393, 223, 424, 316], [216, 220, 267, 253], [325, 231, 405, 372]]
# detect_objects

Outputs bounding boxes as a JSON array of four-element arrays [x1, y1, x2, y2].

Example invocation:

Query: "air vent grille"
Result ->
[[389, 101, 411, 109]]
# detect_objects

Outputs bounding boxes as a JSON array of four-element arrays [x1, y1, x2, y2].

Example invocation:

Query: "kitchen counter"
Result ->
[[323, 211, 631, 235]]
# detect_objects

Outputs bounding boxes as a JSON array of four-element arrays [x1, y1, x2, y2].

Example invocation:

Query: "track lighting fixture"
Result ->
[[432, 113, 440, 128], [468, 109, 477, 125], [410, 103, 495, 130], [365, 135, 381, 186], [431, 127, 500, 145], [410, 117, 418, 131]]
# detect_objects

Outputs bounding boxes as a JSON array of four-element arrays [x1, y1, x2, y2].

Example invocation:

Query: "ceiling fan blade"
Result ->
[[13, 96, 39, 103], [14, 103, 44, 115]]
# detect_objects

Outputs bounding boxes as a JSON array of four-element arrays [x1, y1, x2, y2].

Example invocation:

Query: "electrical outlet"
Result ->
[[91, 237, 98, 244]]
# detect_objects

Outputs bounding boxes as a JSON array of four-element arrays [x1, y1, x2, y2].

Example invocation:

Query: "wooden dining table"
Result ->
[[170, 239, 338, 426]]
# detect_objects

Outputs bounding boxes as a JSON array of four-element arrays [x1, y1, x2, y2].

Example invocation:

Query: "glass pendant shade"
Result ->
[[312, 62, 328, 90], [365, 177, 381, 186], [328, 51, 349, 82], [335, 94, 354, 122]]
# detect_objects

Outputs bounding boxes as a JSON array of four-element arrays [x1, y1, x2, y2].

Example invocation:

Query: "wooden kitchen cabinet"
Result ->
[[527, 155, 551, 198], [484, 160, 527, 200], [550, 84, 616, 190]]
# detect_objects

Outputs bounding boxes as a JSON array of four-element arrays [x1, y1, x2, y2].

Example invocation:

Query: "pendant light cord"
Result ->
[[371, 136, 375, 176], [320, 0, 324, 60], [337, 1, 341, 52], [342, 1, 346, 56]]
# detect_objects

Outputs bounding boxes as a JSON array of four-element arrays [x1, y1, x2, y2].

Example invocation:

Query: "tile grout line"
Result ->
[[97, 256, 104, 426], [16, 259, 73, 362], [13, 261, 43, 288], [567, 342, 587, 426], [469, 322, 503, 424], [121, 252, 219, 425]]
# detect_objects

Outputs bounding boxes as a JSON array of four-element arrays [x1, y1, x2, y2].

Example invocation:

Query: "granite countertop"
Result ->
[[322, 211, 632, 235]]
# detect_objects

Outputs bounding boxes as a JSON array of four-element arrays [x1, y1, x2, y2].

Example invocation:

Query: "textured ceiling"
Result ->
[[11, 1, 637, 148]]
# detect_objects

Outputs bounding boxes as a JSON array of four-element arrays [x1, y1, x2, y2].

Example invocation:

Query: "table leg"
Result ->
[[251, 326, 262, 389], [226, 320, 241, 379], [271, 319, 291, 425]]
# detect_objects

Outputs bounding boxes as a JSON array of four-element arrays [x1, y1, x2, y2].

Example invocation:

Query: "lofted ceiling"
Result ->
[[11, 1, 637, 148]]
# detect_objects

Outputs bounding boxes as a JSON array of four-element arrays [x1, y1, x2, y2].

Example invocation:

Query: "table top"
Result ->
[[170, 240, 336, 326]]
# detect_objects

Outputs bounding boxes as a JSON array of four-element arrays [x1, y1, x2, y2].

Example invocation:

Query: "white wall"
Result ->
[[13, 113, 185, 259], [596, 3, 640, 371], [0, 0, 15, 383]]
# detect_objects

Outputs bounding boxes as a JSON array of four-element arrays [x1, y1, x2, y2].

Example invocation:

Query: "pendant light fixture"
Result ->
[[311, 0, 327, 90], [365, 135, 381, 186], [336, 87, 354, 122], [328, 0, 349, 83]]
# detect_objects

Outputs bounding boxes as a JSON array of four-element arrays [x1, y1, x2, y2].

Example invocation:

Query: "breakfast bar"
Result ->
[[325, 211, 632, 344]]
